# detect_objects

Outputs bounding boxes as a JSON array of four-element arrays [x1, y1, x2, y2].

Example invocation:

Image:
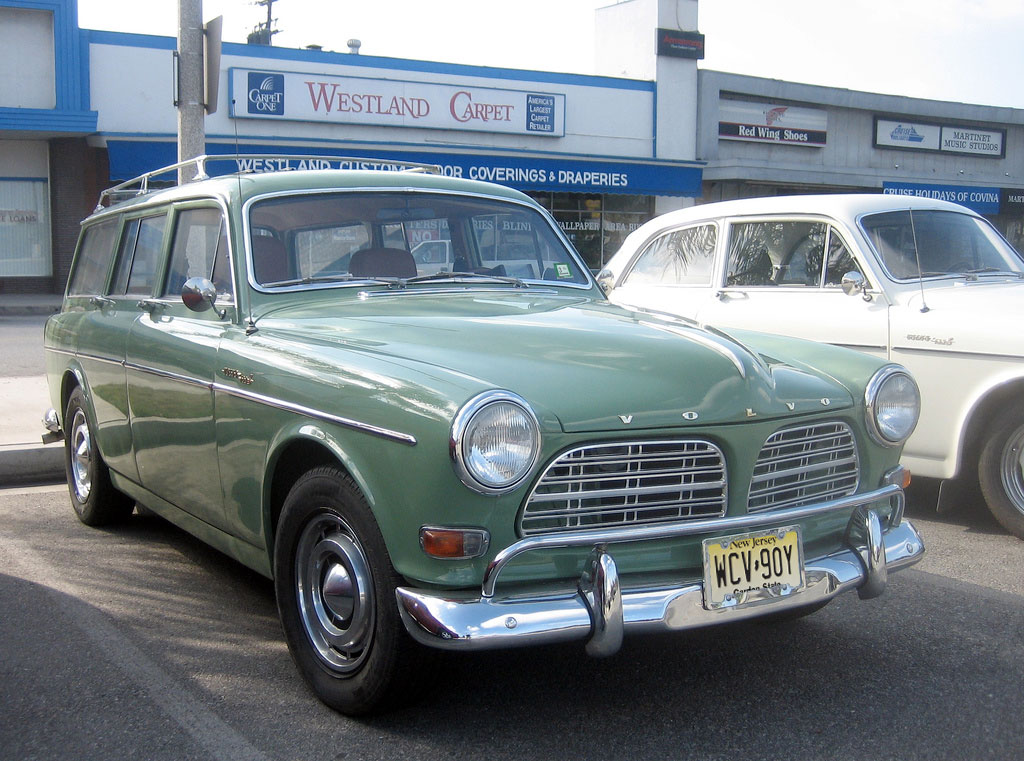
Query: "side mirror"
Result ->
[[840, 271, 871, 301], [596, 268, 615, 295], [182, 277, 226, 317]]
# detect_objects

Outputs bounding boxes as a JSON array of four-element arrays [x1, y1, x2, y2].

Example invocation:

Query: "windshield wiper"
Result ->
[[261, 274, 400, 287], [962, 268, 1024, 280], [398, 271, 528, 288]]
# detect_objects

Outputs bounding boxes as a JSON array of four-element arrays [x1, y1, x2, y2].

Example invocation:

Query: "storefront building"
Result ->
[[697, 70, 1024, 249], [3, 0, 1023, 294], [0, 0, 98, 294]]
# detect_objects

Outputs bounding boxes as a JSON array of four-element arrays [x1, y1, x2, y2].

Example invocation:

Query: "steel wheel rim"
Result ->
[[999, 424, 1024, 516], [69, 408, 93, 502], [295, 512, 375, 674]]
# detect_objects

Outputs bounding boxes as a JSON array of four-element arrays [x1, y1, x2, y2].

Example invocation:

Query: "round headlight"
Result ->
[[866, 366, 920, 446], [451, 391, 541, 494]]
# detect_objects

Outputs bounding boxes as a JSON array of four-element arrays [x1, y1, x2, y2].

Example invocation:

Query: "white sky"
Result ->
[[77, 0, 1024, 110]]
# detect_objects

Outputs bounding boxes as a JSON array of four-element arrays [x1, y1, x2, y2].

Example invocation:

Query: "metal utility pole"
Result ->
[[177, 0, 205, 183], [247, 0, 281, 46]]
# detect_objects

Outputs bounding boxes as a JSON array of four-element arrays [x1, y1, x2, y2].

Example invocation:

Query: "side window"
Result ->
[[727, 220, 826, 287], [824, 228, 862, 286], [67, 219, 118, 296], [622, 224, 717, 286], [163, 208, 230, 298], [110, 218, 141, 295], [110, 214, 167, 296], [125, 215, 167, 295]]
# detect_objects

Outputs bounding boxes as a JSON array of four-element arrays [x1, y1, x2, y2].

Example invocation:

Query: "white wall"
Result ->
[[0, 8, 56, 109], [595, 0, 699, 162], [89, 41, 657, 160]]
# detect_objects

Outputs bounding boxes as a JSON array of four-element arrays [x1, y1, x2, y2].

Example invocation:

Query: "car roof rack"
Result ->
[[94, 153, 442, 211]]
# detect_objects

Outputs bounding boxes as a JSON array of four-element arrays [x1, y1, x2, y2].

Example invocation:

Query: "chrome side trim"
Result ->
[[395, 515, 924, 654], [483, 482, 903, 598], [52, 348, 124, 368], [211, 382, 417, 446], [48, 347, 416, 446], [124, 361, 212, 390]]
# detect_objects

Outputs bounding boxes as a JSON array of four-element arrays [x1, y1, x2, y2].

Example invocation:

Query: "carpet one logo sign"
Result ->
[[230, 68, 565, 137], [718, 101, 827, 147], [247, 72, 285, 115]]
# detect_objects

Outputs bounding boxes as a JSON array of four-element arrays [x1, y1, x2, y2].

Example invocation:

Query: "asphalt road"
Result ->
[[1, 482, 1021, 761]]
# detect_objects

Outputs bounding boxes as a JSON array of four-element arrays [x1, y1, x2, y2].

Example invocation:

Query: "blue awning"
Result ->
[[105, 139, 703, 197]]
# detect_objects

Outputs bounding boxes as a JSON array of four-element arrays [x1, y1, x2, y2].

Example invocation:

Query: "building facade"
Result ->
[[1, 0, 1022, 294], [697, 70, 1024, 250]]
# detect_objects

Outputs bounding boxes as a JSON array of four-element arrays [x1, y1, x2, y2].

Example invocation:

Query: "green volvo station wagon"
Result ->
[[45, 156, 925, 714]]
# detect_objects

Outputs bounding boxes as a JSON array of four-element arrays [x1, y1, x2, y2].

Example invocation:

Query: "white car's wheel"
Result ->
[[978, 409, 1024, 539]]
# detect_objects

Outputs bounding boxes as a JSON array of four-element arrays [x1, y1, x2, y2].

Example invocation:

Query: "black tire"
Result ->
[[64, 386, 134, 526], [273, 466, 431, 715], [978, 407, 1024, 539]]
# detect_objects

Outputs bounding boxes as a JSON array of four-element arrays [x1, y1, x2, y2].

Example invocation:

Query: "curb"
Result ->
[[0, 442, 66, 487], [0, 305, 61, 317]]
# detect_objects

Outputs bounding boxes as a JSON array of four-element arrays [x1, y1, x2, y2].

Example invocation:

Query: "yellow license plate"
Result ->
[[702, 526, 805, 610]]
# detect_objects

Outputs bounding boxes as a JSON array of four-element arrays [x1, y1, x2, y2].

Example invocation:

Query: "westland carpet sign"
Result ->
[[229, 68, 565, 137]]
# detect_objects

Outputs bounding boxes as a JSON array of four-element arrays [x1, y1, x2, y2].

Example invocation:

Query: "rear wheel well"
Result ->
[[60, 371, 81, 420], [960, 380, 1024, 479], [267, 438, 344, 544]]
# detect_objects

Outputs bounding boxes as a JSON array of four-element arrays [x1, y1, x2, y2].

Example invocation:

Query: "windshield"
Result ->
[[247, 191, 590, 288], [860, 209, 1024, 281]]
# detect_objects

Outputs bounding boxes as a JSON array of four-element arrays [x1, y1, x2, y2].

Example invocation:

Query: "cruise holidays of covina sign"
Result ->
[[229, 68, 565, 137]]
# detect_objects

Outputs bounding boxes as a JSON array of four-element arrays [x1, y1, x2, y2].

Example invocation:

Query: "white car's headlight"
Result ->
[[451, 391, 541, 494], [865, 366, 920, 446]]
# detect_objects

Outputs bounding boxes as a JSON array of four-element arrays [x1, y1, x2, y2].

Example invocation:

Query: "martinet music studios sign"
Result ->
[[229, 68, 566, 137]]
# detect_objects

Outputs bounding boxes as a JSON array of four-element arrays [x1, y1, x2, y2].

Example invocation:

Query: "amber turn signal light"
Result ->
[[420, 527, 490, 559]]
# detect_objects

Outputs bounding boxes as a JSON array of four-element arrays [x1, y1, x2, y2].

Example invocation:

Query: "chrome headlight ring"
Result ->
[[865, 365, 920, 447], [450, 390, 541, 495]]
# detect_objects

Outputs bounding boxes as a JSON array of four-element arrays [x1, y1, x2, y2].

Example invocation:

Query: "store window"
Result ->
[[0, 178, 51, 277], [529, 192, 654, 272]]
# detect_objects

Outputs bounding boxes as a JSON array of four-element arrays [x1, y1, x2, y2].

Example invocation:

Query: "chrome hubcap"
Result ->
[[69, 408, 92, 502], [295, 512, 375, 673], [1000, 425, 1024, 516]]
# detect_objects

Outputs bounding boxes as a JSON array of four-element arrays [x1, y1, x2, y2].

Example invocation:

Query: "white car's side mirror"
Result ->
[[840, 271, 872, 301]]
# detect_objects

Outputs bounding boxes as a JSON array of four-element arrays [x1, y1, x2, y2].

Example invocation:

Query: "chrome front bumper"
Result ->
[[396, 481, 924, 656]]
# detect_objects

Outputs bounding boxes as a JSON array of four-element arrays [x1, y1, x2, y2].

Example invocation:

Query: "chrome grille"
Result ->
[[519, 440, 727, 536], [748, 421, 859, 513]]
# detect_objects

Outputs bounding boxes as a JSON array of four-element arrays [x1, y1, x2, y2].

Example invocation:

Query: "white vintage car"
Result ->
[[599, 194, 1024, 539]]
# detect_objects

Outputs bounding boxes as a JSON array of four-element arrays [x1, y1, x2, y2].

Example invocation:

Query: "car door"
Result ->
[[57, 216, 142, 483], [696, 217, 890, 359], [607, 222, 720, 319], [125, 203, 235, 529]]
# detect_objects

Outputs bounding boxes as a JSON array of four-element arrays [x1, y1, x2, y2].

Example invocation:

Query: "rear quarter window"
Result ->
[[67, 220, 119, 296]]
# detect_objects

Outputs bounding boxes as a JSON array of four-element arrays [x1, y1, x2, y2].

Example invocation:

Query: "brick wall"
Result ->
[[46, 139, 109, 294]]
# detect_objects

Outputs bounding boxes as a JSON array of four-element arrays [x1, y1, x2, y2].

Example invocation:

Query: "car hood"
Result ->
[[256, 291, 856, 432], [896, 279, 1024, 356]]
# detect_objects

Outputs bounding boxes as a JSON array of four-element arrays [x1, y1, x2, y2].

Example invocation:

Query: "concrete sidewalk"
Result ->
[[0, 375, 64, 486], [0, 294, 65, 486]]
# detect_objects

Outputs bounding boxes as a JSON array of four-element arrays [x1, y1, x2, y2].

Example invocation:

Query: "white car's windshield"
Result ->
[[860, 209, 1024, 281], [248, 191, 590, 288]]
